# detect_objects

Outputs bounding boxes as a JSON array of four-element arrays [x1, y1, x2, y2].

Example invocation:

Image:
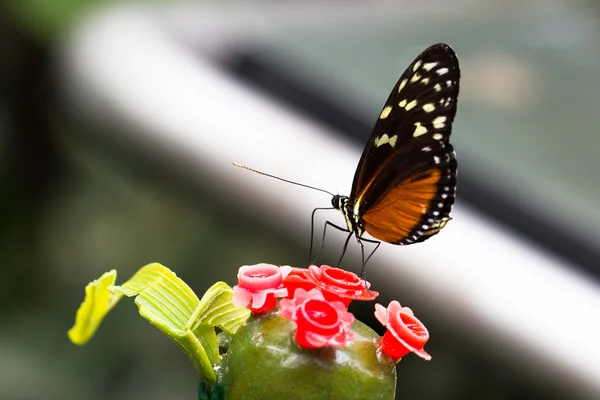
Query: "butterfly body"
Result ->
[[331, 43, 460, 251], [331, 194, 364, 237]]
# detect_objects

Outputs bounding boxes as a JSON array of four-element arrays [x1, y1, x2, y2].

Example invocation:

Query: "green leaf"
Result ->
[[111, 263, 199, 336], [69, 263, 250, 388], [190, 282, 251, 336], [111, 263, 222, 384], [187, 282, 251, 367], [67, 270, 122, 345]]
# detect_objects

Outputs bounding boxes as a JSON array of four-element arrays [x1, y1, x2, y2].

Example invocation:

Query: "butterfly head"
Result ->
[[332, 194, 364, 236], [331, 194, 344, 210]]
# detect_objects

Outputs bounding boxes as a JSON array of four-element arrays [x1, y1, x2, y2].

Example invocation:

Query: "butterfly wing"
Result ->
[[350, 43, 460, 244], [359, 137, 457, 244]]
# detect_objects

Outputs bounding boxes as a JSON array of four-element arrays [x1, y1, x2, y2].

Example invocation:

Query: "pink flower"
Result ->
[[306, 265, 378, 307], [374, 301, 431, 361], [278, 288, 355, 349], [232, 264, 292, 314]]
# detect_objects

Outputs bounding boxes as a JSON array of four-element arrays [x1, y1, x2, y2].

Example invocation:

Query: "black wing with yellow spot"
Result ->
[[350, 43, 460, 245]]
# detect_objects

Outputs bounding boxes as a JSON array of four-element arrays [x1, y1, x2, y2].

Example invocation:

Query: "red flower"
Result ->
[[306, 265, 378, 307], [232, 264, 292, 313], [278, 288, 355, 349], [281, 267, 317, 299], [374, 301, 431, 361]]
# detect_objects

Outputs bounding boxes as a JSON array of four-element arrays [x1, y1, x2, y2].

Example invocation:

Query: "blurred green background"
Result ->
[[2, 2, 301, 399], [1, 1, 598, 399]]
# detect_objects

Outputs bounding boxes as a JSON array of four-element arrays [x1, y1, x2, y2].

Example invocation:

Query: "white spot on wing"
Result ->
[[413, 60, 422, 72], [432, 133, 443, 140], [433, 156, 440, 164], [410, 73, 421, 83], [399, 99, 407, 108], [398, 79, 408, 93], [434, 83, 442, 92], [437, 67, 449, 75], [374, 133, 398, 148], [423, 62, 438, 71], [379, 105, 393, 119], [413, 122, 428, 137], [421, 77, 430, 85], [405, 100, 418, 111], [433, 116, 446, 129], [422, 103, 435, 113]]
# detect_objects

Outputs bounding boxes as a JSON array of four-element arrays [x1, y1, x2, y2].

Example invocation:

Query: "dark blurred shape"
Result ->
[[0, 9, 63, 306]]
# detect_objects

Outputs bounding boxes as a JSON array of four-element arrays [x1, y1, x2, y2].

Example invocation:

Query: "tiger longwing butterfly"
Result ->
[[236, 43, 460, 271], [314, 43, 460, 269]]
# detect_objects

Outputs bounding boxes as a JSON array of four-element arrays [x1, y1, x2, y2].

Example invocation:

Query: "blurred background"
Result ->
[[2, 0, 600, 399]]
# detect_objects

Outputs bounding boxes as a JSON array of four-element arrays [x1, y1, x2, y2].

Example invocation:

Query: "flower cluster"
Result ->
[[232, 263, 431, 361]]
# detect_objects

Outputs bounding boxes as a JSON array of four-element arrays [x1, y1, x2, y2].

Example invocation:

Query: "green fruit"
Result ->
[[215, 314, 396, 400]]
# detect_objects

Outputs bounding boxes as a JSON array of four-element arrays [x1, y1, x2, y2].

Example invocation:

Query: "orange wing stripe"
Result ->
[[362, 169, 442, 243]]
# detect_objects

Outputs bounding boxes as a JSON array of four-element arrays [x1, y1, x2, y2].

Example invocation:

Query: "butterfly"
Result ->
[[311, 43, 460, 269]]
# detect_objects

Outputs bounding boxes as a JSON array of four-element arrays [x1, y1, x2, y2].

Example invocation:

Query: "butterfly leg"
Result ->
[[335, 231, 354, 267], [356, 237, 381, 279], [312, 220, 349, 266], [308, 207, 336, 265]]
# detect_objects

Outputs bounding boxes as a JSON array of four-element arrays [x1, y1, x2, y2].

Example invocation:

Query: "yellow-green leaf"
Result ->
[[190, 282, 251, 336], [67, 270, 122, 345], [109, 263, 219, 385], [112, 263, 199, 336], [68, 263, 251, 389]]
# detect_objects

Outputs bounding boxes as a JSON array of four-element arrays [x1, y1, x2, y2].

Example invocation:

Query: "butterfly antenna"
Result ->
[[233, 162, 335, 197]]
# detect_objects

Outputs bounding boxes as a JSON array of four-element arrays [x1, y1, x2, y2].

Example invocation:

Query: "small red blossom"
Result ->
[[278, 288, 355, 349], [278, 288, 324, 320], [281, 267, 316, 299], [374, 301, 431, 361], [306, 265, 378, 307], [232, 264, 292, 313]]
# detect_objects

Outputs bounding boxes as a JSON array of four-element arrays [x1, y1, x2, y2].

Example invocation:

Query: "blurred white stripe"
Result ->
[[60, 2, 600, 398]]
